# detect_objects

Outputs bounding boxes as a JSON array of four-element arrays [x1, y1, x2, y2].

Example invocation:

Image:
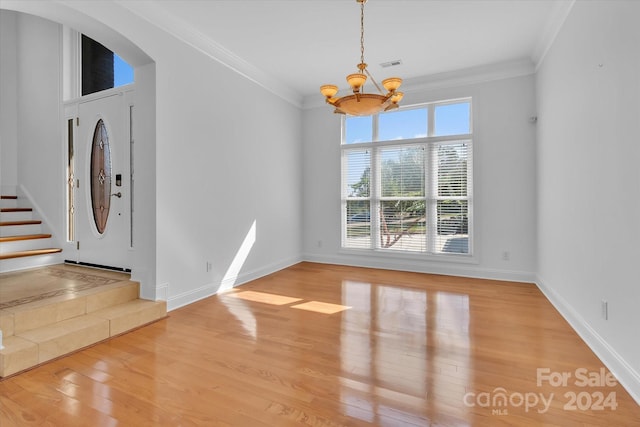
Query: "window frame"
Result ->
[[341, 98, 474, 259], [62, 28, 134, 101]]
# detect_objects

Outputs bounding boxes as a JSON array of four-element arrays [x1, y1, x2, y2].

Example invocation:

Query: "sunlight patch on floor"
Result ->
[[226, 290, 303, 306], [291, 301, 351, 314]]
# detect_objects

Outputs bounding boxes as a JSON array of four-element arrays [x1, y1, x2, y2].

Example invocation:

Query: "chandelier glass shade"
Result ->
[[320, 0, 403, 116]]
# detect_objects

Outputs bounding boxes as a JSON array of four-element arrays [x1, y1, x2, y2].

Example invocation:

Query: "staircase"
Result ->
[[0, 274, 167, 377], [0, 194, 63, 272]]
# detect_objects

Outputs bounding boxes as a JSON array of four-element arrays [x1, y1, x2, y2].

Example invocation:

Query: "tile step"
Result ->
[[91, 299, 167, 336], [16, 314, 110, 365], [0, 299, 166, 377], [4, 280, 140, 335]]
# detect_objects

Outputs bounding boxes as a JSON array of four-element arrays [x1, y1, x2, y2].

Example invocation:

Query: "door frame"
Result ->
[[63, 85, 135, 270]]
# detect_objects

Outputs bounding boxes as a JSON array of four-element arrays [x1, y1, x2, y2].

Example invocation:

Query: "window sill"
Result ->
[[338, 247, 479, 265]]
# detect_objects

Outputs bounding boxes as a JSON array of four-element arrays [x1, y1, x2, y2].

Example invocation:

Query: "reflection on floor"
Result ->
[[1, 262, 637, 425]]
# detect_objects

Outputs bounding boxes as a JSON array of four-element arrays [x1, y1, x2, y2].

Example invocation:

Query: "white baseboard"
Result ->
[[303, 252, 536, 283], [536, 275, 640, 405], [166, 255, 303, 311]]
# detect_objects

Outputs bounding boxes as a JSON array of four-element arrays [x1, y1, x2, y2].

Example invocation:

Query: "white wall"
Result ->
[[303, 75, 537, 282], [15, 13, 65, 242], [130, 62, 157, 300], [151, 35, 303, 309], [536, 0, 640, 402], [0, 10, 18, 191]]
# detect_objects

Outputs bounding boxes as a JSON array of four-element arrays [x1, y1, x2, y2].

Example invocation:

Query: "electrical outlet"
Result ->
[[502, 251, 510, 261], [601, 300, 608, 320], [317, 240, 323, 248], [206, 261, 212, 272]]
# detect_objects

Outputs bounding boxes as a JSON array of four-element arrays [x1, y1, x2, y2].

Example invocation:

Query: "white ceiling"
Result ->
[[143, 0, 571, 101]]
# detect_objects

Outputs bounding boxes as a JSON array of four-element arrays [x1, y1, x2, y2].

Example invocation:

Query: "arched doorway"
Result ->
[[0, 2, 157, 299]]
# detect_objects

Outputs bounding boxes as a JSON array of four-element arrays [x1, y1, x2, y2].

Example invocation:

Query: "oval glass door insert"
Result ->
[[90, 119, 112, 234]]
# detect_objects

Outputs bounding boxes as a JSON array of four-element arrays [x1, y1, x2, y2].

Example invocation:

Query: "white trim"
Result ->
[[166, 255, 303, 311], [532, 0, 576, 70], [303, 58, 535, 110], [63, 83, 135, 107], [304, 253, 535, 284], [536, 274, 640, 406], [114, 0, 302, 108]]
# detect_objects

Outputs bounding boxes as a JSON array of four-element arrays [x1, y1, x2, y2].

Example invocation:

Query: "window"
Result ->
[[342, 99, 472, 255], [81, 35, 134, 96]]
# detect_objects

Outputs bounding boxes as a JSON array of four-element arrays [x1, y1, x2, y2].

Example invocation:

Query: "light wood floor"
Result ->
[[1, 262, 638, 426]]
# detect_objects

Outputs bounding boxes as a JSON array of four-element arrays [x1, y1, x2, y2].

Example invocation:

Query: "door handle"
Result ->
[[111, 192, 122, 198]]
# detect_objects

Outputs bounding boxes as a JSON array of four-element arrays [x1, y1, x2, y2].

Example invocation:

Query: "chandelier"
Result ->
[[320, 0, 403, 116]]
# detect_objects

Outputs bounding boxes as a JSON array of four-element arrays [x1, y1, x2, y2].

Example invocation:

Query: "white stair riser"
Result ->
[[0, 238, 54, 254], [0, 211, 34, 222], [0, 199, 18, 209], [0, 252, 64, 273], [0, 224, 42, 237]]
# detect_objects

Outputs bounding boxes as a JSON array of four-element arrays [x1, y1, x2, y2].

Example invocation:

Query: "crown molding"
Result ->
[[303, 58, 536, 110], [114, 0, 303, 108], [532, 0, 576, 70]]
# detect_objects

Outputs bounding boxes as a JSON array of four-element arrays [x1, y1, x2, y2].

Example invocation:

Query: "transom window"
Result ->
[[82, 35, 134, 96], [341, 99, 472, 255], [63, 30, 134, 100]]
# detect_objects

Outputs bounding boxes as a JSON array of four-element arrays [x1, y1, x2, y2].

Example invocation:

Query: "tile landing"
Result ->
[[0, 264, 166, 377]]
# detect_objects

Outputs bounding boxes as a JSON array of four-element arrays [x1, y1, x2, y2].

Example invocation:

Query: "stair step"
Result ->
[[0, 224, 43, 238], [0, 336, 39, 377], [1, 208, 32, 213], [91, 299, 167, 336], [0, 233, 51, 243], [0, 292, 166, 377], [86, 281, 140, 313], [0, 197, 18, 210], [6, 280, 139, 335], [0, 211, 34, 223], [0, 248, 62, 260], [16, 315, 110, 364], [0, 237, 54, 255], [0, 220, 41, 226], [0, 196, 18, 200]]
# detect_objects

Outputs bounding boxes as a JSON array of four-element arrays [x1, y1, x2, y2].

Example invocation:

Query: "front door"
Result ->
[[73, 92, 132, 270]]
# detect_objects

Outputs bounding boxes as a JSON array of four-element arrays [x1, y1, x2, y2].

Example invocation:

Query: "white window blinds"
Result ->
[[342, 100, 472, 255]]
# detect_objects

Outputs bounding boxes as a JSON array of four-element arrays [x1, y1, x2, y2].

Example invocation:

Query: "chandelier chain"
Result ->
[[360, 0, 365, 67], [319, 0, 403, 115]]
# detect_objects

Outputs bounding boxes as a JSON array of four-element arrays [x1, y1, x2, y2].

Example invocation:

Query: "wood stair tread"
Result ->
[[0, 195, 18, 200], [0, 220, 42, 226], [1, 208, 32, 213], [0, 248, 62, 260], [0, 233, 52, 243]]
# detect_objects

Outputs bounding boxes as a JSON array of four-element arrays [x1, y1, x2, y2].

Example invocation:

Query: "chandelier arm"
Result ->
[[364, 67, 384, 95]]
